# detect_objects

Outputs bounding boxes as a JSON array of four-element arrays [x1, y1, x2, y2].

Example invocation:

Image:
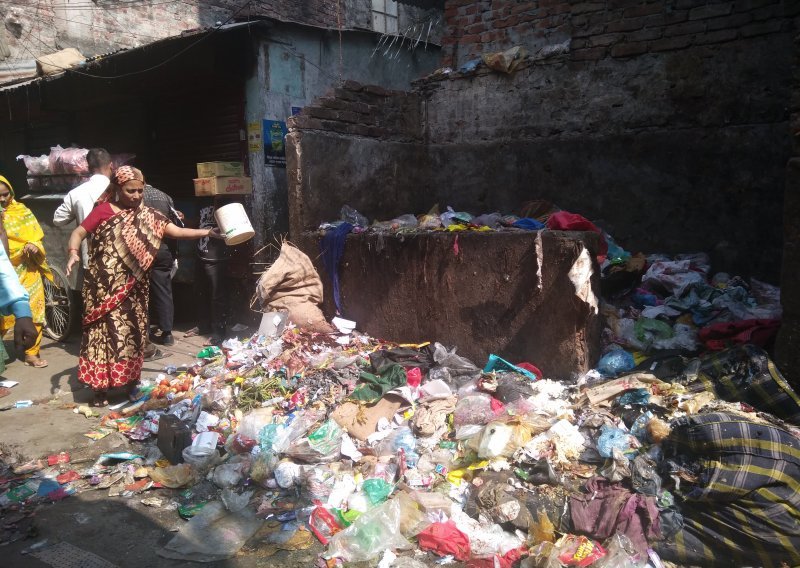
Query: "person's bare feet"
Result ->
[[24, 356, 48, 368], [91, 390, 109, 407]]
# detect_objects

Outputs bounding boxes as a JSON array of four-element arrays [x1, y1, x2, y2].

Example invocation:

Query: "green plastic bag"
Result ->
[[361, 478, 394, 505]]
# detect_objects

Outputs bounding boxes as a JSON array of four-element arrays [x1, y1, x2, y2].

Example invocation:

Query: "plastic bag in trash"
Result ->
[[596, 349, 636, 377], [221, 488, 253, 512], [340, 205, 369, 227], [594, 534, 647, 567], [325, 498, 412, 562], [157, 501, 263, 562], [597, 425, 636, 458]]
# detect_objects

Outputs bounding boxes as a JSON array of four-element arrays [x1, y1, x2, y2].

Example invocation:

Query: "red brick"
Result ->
[[625, 27, 662, 41], [706, 12, 752, 30], [733, 0, 776, 12], [571, 2, 606, 15], [589, 33, 623, 47], [623, 3, 664, 18], [690, 3, 735, 20], [650, 35, 693, 51], [740, 19, 784, 36], [605, 17, 645, 33], [570, 46, 607, 60], [610, 41, 649, 57], [693, 28, 739, 44], [663, 20, 706, 36]]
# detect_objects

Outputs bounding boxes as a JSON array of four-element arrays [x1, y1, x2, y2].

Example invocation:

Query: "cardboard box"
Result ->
[[196, 161, 244, 178], [193, 176, 253, 196]]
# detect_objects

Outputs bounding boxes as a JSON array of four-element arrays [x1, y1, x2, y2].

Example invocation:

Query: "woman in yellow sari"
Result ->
[[0, 175, 52, 368]]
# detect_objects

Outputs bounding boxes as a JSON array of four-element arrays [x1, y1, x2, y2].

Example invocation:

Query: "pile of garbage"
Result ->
[[318, 202, 607, 238], [1, 224, 796, 566], [3, 328, 799, 565]]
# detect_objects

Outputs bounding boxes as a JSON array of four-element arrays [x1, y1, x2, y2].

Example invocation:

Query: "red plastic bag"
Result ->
[[308, 504, 343, 545], [546, 211, 607, 262], [47, 452, 70, 466], [406, 367, 422, 388], [467, 547, 526, 568], [417, 520, 471, 561]]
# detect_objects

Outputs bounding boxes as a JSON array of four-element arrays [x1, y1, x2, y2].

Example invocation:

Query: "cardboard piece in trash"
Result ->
[[36, 48, 85, 75], [196, 162, 244, 178], [582, 372, 668, 405], [193, 176, 252, 196], [330, 394, 410, 441]]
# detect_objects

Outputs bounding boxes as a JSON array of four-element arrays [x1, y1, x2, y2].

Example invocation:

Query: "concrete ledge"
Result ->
[[298, 230, 601, 379]]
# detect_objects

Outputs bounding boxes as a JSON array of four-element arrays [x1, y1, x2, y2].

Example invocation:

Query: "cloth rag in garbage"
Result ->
[[350, 364, 407, 403], [570, 476, 660, 555], [319, 222, 353, 314]]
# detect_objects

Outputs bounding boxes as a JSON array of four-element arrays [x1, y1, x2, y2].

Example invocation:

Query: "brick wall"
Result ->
[[441, 0, 795, 67], [287, 80, 422, 142]]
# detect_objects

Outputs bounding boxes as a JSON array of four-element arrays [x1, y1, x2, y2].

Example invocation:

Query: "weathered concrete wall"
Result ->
[[297, 230, 602, 378], [774, 28, 800, 387], [246, 28, 439, 247]]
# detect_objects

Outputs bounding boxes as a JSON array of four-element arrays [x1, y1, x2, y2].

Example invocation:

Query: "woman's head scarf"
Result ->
[[112, 166, 144, 187]]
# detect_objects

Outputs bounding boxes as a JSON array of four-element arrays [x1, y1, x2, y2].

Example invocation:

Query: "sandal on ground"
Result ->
[[144, 348, 170, 362], [24, 357, 48, 368], [91, 391, 109, 407], [183, 327, 201, 338]]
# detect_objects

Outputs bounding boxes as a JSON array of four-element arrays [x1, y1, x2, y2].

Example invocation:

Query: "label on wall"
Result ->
[[263, 119, 288, 168], [247, 121, 262, 152]]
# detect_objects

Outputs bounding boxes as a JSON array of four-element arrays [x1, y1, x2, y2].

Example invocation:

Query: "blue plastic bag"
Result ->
[[596, 349, 635, 377]]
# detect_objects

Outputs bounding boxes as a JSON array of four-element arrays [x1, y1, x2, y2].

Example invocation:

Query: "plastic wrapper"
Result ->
[[473, 212, 503, 228], [361, 478, 394, 504], [431, 342, 481, 383], [395, 490, 430, 537], [149, 464, 196, 488], [597, 425, 636, 458], [594, 534, 647, 568], [249, 450, 278, 486], [325, 498, 412, 562], [273, 460, 303, 488], [477, 420, 534, 458], [302, 466, 336, 501], [553, 534, 607, 567], [376, 427, 418, 467], [440, 207, 473, 227], [221, 488, 253, 512], [212, 460, 249, 489], [340, 205, 368, 227], [237, 407, 274, 440], [16, 153, 49, 175], [454, 393, 498, 427], [309, 504, 344, 545]]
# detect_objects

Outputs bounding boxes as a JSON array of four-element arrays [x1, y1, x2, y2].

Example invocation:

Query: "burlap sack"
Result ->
[[255, 242, 333, 333]]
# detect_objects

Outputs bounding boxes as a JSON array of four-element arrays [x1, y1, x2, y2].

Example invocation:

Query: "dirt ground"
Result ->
[[0, 327, 330, 568]]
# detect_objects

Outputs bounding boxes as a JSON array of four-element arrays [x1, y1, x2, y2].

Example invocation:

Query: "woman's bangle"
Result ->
[[68, 247, 79, 254]]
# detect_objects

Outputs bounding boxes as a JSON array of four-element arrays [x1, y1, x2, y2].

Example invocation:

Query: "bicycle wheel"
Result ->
[[44, 266, 75, 341]]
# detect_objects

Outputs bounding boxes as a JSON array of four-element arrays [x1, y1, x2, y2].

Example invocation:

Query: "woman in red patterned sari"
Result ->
[[66, 166, 221, 406]]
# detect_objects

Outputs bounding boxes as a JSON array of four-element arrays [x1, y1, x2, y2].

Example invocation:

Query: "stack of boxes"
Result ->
[[193, 162, 253, 196]]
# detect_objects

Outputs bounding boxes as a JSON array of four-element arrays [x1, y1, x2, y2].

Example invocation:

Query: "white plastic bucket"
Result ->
[[214, 203, 255, 246]]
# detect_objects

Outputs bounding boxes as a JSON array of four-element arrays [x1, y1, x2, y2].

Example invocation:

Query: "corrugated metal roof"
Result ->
[[0, 21, 261, 93]]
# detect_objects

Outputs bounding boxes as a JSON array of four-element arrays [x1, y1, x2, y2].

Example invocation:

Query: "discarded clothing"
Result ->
[[570, 477, 660, 555], [350, 364, 407, 403], [698, 318, 780, 351], [677, 345, 800, 424], [417, 520, 471, 561]]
